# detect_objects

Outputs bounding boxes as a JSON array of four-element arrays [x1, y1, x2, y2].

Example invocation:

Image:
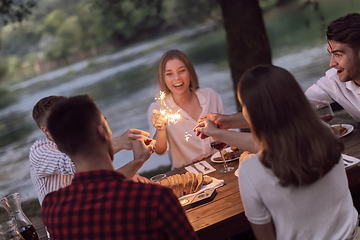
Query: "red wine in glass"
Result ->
[[312, 101, 334, 124], [320, 114, 334, 123], [18, 225, 39, 240], [210, 141, 234, 173], [210, 141, 227, 151]]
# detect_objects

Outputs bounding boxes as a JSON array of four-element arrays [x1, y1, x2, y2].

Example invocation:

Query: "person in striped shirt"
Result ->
[[30, 95, 152, 204]]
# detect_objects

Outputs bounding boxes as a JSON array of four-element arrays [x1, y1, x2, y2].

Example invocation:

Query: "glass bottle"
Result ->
[[0, 193, 39, 240], [0, 219, 25, 240]]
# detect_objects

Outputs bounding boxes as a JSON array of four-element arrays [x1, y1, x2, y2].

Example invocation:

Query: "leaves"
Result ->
[[0, 0, 37, 25]]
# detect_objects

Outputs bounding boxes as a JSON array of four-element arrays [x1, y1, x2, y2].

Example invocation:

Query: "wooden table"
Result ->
[[34, 119, 360, 240], [165, 118, 360, 240]]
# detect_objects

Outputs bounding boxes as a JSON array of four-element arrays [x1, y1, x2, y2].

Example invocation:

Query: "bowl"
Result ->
[[150, 173, 167, 182]]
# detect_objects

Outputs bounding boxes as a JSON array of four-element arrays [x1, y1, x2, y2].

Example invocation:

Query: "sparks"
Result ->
[[155, 91, 183, 125], [184, 132, 192, 142]]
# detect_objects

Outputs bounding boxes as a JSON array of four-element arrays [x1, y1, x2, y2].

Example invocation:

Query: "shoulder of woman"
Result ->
[[197, 87, 219, 96]]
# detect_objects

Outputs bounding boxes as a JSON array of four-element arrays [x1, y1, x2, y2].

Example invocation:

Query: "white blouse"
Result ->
[[147, 88, 225, 169]]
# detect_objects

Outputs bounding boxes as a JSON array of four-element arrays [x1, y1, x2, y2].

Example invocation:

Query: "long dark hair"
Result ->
[[238, 65, 343, 187]]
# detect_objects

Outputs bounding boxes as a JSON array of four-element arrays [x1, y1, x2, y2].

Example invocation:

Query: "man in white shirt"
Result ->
[[30, 95, 152, 204], [305, 13, 360, 121], [196, 13, 360, 132]]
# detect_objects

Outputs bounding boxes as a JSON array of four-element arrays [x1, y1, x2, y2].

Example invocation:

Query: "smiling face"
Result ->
[[164, 58, 191, 94], [328, 40, 360, 84]]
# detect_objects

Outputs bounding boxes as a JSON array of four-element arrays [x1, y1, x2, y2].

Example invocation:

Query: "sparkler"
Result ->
[[155, 91, 184, 125], [154, 91, 192, 141]]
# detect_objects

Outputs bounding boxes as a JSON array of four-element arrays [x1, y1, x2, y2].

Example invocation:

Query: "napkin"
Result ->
[[185, 166, 199, 174], [178, 176, 224, 200], [194, 160, 216, 174], [342, 154, 360, 168]]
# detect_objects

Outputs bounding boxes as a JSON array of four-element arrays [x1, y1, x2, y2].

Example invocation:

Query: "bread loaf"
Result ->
[[156, 172, 212, 198], [239, 151, 255, 162]]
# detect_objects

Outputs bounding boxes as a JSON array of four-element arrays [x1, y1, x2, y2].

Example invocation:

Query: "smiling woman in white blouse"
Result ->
[[147, 49, 225, 169]]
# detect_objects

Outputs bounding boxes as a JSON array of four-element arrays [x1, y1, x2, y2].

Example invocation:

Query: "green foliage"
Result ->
[[90, 0, 220, 41], [161, 0, 220, 27], [1, 21, 41, 56], [91, 0, 164, 40], [0, 0, 221, 64], [0, 0, 36, 25], [46, 16, 82, 60], [42, 9, 67, 34], [0, 59, 7, 80], [6, 55, 20, 74], [74, 2, 113, 50]]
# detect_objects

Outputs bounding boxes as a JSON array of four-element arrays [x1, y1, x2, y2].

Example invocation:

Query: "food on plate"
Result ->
[[239, 151, 255, 162], [155, 172, 211, 198], [331, 124, 348, 137], [214, 147, 244, 161], [230, 146, 238, 151]]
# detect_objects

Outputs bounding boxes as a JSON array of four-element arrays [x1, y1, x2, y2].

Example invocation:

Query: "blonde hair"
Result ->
[[157, 49, 199, 94]]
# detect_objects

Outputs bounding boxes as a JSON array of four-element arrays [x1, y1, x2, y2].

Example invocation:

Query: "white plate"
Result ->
[[331, 124, 354, 138], [210, 147, 240, 163]]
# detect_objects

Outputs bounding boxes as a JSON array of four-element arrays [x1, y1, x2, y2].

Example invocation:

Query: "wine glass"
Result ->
[[311, 101, 334, 123], [210, 140, 234, 173]]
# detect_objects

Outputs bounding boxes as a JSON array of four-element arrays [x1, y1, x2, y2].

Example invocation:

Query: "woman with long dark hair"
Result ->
[[195, 65, 359, 239]]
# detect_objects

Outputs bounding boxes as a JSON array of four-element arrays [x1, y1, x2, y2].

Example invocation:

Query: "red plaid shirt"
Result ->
[[42, 170, 198, 240]]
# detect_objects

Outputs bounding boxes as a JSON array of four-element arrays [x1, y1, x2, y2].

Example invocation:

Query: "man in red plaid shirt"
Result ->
[[42, 95, 198, 240]]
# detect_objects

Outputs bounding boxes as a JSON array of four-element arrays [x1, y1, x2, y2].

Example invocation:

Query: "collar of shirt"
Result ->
[[346, 81, 360, 94], [73, 170, 126, 184], [165, 89, 206, 108]]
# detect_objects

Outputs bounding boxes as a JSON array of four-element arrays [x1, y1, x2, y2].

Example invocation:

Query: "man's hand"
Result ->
[[132, 137, 156, 163], [196, 112, 250, 131], [197, 113, 234, 130], [112, 129, 150, 153], [193, 120, 219, 139], [132, 174, 151, 183]]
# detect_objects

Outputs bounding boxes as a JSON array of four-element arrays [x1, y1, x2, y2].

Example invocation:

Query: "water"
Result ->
[[0, 0, 359, 201]]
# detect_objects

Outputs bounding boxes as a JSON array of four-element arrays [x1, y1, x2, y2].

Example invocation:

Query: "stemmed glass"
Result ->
[[311, 101, 334, 123], [210, 140, 234, 173]]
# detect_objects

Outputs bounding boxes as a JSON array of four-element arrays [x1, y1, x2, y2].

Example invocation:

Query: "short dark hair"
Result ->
[[47, 95, 102, 156], [238, 65, 343, 187], [32, 96, 67, 128], [158, 49, 199, 94], [327, 13, 360, 50]]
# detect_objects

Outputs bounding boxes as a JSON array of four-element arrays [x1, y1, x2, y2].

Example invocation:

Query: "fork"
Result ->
[[199, 162, 210, 171], [343, 158, 353, 164]]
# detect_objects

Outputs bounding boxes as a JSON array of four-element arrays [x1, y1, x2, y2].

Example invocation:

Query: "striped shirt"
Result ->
[[29, 138, 75, 204]]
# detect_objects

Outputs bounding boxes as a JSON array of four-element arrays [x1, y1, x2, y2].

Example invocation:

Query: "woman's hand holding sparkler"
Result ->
[[152, 109, 168, 130]]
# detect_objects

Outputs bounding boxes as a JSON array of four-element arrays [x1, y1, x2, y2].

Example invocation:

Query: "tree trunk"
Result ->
[[218, 0, 272, 112]]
